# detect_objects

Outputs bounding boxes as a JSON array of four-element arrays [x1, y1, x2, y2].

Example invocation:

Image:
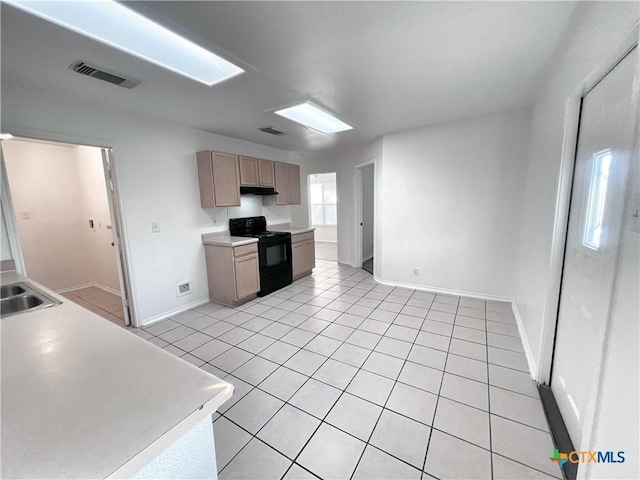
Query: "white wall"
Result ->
[[361, 164, 374, 261], [513, 2, 639, 375], [1, 83, 291, 325], [378, 109, 530, 298]]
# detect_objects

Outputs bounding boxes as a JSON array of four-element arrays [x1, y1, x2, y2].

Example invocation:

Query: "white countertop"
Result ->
[[202, 231, 259, 247], [1, 272, 233, 479], [268, 223, 316, 235]]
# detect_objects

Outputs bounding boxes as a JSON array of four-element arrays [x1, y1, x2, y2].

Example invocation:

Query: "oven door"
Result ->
[[257, 236, 292, 296]]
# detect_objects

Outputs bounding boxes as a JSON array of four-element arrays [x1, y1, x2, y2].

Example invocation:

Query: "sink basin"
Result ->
[[1, 284, 26, 299], [0, 281, 61, 317], [1, 295, 44, 315]]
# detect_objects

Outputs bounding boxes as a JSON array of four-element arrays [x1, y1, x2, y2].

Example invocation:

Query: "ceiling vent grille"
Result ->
[[68, 61, 140, 89], [259, 126, 287, 136]]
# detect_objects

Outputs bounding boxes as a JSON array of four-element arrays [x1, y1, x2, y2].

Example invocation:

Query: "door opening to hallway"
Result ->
[[1, 136, 133, 326], [309, 172, 338, 262]]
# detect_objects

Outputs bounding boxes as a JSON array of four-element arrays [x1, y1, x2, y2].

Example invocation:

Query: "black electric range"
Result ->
[[229, 216, 292, 296]]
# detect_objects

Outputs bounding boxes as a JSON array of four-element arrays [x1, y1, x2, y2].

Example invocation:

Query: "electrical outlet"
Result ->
[[177, 280, 191, 297], [20, 211, 30, 220], [413, 268, 419, 276], [151, 222, 160, 233]]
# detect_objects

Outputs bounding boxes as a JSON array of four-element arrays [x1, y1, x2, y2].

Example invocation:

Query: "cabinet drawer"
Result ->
[[234, 243, 258, 257], [292, 232, 314, 244]]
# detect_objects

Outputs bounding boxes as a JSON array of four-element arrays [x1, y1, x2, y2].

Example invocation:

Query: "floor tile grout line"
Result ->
[[485, 301, 495, 480], [420, 295, 460, 480]]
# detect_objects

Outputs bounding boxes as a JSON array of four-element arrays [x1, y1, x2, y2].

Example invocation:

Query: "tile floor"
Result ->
[[62, 286, 126, 327], [130, 260, 561, 480], [315, 242, 338, 261]]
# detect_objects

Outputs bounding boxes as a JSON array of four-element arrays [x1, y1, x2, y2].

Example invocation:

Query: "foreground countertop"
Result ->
[[202, 231, 259, 246], [1, 271, 233, 479]]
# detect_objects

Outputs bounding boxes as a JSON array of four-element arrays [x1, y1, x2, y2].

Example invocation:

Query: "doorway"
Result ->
[[308, 172, 338, 261], [547, 45, 638, 471], [359, 164, 374, 274], [1, 136, 133, 326]]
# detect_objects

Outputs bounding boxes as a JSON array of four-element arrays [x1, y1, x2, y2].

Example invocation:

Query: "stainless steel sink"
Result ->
[[1, 284, 26, 299], [0, 282, 61, 317]]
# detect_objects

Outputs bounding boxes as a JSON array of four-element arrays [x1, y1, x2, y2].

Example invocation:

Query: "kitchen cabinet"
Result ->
[[274, 162, 290, 205], [292, 231, 315, 279], [239, 156, 259, 186], [258, 159, 275, 187], [204, 242, 260, 306], [196, 150, 241, 207], [288, 163, 301, 204], [274, 162, 301, 205]]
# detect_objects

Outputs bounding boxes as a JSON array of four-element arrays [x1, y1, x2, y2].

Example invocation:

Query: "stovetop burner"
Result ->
[[229, 216, 290, 241]]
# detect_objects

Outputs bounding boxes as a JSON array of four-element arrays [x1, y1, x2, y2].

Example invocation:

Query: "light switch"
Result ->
[[20, 211, 30, 219], [151, 222, 160, 233]]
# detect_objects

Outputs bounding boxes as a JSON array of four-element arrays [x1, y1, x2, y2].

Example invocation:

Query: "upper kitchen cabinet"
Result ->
[[239, 156, 259, 186], [196, 151, 241, 208], [258, 159, 275, 187], [274, 162, 301, 205], [288, 163, 301, 205], [274, 162, 290, 205]]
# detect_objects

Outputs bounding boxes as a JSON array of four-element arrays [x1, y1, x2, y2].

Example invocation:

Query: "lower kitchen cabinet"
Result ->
[[204, 243, 260, 306], [292, 231, 315, 280]]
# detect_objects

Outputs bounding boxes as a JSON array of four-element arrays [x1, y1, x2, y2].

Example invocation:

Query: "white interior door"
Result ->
[[551, 46, 638, 448]]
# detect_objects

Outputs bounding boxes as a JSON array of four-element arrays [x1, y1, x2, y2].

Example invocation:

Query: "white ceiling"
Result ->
[[1, 1, 576, 153]]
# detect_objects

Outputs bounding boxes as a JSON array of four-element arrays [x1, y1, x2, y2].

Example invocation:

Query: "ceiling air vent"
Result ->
[[259, 126, 287, 136], [68, 61, 140, 89]]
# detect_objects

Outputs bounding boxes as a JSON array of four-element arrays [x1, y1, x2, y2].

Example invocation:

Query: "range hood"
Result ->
[[240, 186, 279, 196]]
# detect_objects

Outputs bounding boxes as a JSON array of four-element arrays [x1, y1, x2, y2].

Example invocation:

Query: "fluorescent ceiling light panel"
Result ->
[[5, 0, 244, 86], [275, 102, 353, 134]]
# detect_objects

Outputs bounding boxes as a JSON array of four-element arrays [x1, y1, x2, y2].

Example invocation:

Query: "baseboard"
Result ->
[[511, 301, 539, 381], [140, 298, 210, 328], [372, 276, 512, 303], [57, 282, 121, 296]]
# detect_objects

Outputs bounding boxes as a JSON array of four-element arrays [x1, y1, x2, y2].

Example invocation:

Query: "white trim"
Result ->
[[140, 298, 210, 327], [537, 24, 639, 386], [354, 160, 375, 268], [0, 145, 26, 274], [511, 302, 539, 381], [372, 275, 512, 303], [56, 282, 121, 296]]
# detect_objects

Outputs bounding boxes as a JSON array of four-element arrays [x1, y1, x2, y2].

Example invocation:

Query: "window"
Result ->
[[309, 173, 337, 226], [583, 149, 612, 250]]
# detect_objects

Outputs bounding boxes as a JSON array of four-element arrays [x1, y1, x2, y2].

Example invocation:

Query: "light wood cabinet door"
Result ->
[[292, 241, 305, 278], [239, 156, 259, 186], [234, 253, 260, 300], [303, 239, 316, 272], [274, 162, 290, 205], [288, 164, 301, 205], [212, 152, 241, 207], [258, 159, 275, 187]]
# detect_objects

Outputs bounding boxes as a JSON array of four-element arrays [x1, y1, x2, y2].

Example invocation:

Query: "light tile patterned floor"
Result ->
[[131, 260, 561, 480], [62, 286, 126, 327], [315, 242, 337, 261]]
